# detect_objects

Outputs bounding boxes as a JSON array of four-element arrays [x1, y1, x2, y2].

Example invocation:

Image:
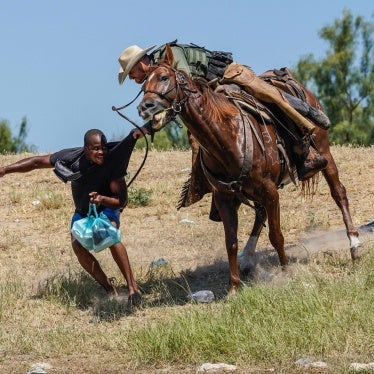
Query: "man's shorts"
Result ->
[[71, 207, 121, 228]]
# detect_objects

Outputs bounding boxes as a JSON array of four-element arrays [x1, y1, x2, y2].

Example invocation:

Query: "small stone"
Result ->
[[309, 361, 328, 369], [349, 362, 374, 372], [295, 357, 314, 366], [191, 290, 215, 303], [196, 362, 237, 372], [179, 218, 195, 224], [149, 258, 168, 267]]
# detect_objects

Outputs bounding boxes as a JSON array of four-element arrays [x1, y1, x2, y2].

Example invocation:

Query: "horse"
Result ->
[[137, 44, 361, 295]]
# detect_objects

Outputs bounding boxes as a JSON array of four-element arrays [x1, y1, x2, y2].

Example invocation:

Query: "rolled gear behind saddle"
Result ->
[[282, 93, 330, 130], [220, 62, 316, 134], [260, 67, 330, 130]]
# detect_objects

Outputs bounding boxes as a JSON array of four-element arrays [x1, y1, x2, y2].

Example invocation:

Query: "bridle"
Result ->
[[141, 65, 197, 120]]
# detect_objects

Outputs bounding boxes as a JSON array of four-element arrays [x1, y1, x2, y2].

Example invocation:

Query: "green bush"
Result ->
[[128, 187, 152, 207]]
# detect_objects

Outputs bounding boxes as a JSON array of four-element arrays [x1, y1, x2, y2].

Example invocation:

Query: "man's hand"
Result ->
[[89, 185, 125, 210], [89, 191, 103, 206], [132, 127, 149, 139]]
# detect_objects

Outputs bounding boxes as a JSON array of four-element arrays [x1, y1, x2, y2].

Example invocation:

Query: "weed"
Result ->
[[128, 187, 152, 207]]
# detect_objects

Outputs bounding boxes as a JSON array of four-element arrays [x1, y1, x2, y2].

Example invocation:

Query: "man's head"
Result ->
[[84, 129, 108, 165], [118, 44, 156, 84]]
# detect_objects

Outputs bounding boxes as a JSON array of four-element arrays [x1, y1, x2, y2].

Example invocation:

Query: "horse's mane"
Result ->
[[193, 78, 238, 125], [147, 62, 238, 125]]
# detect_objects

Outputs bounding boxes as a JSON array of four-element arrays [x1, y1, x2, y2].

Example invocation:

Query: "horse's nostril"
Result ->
[[138, 99, 155, 114]]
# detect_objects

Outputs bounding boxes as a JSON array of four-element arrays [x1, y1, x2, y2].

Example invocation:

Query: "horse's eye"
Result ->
[[160, 75, 169, 82]]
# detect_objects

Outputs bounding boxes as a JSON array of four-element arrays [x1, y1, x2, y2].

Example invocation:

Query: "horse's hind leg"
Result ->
[[239, 202, 269, 278], [321, 151, 361, 259]]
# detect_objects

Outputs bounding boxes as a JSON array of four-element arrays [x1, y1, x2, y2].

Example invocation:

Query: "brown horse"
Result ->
[[137, 45, 361, 295]]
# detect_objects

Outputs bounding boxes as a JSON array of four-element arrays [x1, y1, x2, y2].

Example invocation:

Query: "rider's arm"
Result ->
[[0, 155, 52, 177]]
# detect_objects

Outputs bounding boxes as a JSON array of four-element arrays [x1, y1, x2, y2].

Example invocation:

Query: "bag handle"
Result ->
[[87, 203, 99, 218]]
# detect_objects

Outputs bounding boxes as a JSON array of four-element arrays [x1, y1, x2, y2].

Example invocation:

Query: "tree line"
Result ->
[[294, 9, 374, 146], [0, 117, 36, 154]]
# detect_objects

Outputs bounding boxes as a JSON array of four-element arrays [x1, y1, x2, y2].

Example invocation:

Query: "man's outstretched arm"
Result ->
[[0, 155, 52, 177]]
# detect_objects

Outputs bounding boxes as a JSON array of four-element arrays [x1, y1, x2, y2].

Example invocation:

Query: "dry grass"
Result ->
[[0, 145, 373, 373]]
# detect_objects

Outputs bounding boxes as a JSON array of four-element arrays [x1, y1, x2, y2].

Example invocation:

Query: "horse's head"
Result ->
[[137, 44, 188, 131]]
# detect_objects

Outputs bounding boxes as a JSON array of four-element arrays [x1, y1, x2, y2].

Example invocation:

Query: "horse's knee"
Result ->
[[227, 242, 239, 256]]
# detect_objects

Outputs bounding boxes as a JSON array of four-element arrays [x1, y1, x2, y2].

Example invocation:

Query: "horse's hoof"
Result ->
[[128, 292, 142, 307], [350, 245, 364, 261], [238, 255, 257, 275], [256, 266, 272, 282], [350, 234, 363, 261], [240, 264, 272, 282]]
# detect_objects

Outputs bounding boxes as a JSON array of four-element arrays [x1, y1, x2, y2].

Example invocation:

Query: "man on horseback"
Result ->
[[117, 41, 330, 217]]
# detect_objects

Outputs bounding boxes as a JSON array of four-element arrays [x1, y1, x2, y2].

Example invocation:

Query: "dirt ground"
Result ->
[[0, 146, 373, 373]]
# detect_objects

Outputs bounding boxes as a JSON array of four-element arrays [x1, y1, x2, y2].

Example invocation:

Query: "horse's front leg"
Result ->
[[239, 202, 271, 280], [260, 186, 288, 267], [239, 202, 267, 274], [215, 193, 241, 296]]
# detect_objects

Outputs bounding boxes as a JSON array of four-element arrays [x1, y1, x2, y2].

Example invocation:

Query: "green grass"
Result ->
[[0, 247, 373, 372], [127, 248, 374, 368]]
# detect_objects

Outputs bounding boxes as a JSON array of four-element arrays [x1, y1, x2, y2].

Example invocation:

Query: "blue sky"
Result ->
[[1, 0, 373, 152]]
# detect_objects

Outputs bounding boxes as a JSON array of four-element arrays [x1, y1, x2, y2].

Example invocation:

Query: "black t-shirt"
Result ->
[[50, 133, 136, 215]]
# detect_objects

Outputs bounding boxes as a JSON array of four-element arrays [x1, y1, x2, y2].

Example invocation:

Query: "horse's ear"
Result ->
[[164, 44, 174, 66], [140, 61, 151, 75]]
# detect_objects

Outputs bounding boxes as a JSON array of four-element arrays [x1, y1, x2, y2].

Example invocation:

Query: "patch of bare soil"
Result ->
[[0, 146, 373, 373]]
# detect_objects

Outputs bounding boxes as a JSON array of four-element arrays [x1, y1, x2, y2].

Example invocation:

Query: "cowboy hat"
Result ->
[[118, 44, 156, 84]]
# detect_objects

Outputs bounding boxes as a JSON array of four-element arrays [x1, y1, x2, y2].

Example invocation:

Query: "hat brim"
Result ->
[[118, 44, 156, 84]]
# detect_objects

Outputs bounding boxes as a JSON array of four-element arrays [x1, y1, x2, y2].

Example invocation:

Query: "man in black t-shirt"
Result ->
[[0, 129, 141, 304]]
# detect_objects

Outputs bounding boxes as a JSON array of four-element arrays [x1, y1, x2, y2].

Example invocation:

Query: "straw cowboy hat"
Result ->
[[118, 44, 156, 84]]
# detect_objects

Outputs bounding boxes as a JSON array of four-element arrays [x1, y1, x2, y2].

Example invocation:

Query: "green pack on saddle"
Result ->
[[151, 40, 233, 81]]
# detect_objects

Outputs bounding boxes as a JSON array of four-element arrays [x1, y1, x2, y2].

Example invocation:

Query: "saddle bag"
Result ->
[[206, 50, 233, 81], [152, 40, 233, 81], [152, 40, 210, 78]]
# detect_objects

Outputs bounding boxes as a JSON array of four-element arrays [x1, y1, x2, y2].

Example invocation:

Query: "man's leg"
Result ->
[[71, 236, 117, 294], [109, 242, 140, 298]]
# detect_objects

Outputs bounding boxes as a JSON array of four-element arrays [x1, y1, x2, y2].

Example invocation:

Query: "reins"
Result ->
[[112, 94, 149, 188], [112, 67, 194, 188]]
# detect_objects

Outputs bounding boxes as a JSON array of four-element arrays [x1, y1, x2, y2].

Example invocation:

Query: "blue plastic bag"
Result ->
[[71, 204, 121, 252]]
